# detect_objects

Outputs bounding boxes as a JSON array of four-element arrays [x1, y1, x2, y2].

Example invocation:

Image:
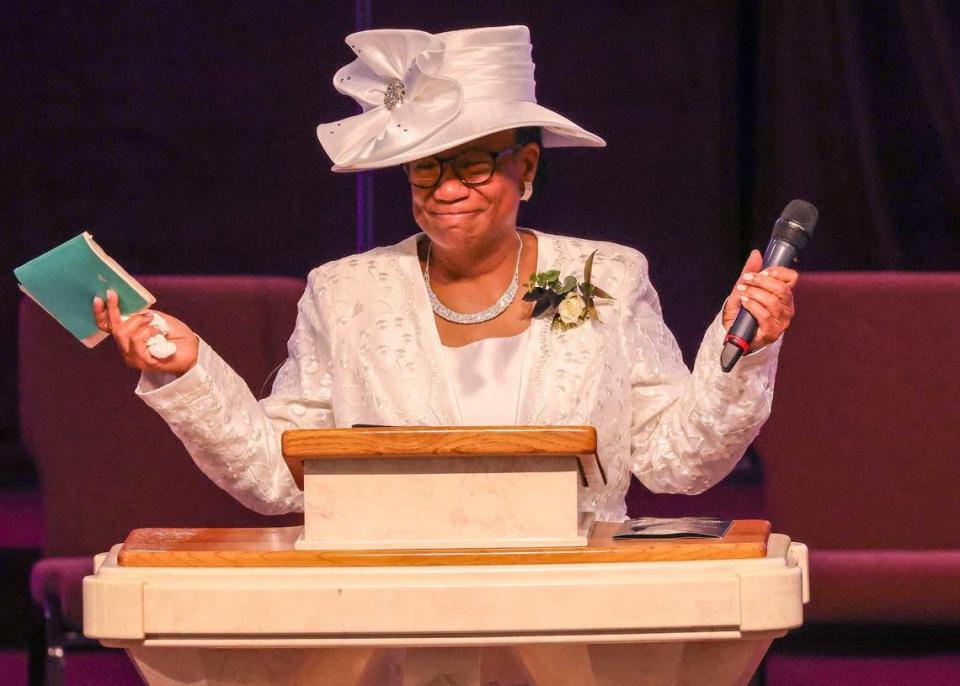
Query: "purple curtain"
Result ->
[[750, 0, 960, 270]]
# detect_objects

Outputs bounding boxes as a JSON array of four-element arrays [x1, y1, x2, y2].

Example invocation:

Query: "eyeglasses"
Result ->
[[403, 144, 523, 189]]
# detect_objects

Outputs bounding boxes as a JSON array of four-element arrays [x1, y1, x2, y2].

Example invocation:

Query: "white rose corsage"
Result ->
[[523, 250, 614, 331]]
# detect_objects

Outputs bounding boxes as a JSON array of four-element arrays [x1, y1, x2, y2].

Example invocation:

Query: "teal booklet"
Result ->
[[14, 232, 155, 347]]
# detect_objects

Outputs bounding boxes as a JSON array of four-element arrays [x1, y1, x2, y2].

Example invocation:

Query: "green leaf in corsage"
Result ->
[[523, 250, 615, 331]]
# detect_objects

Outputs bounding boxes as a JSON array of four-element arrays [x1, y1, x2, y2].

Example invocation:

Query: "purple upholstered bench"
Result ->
[[19, 275, 306, 684], [753, 273, 960, 683]]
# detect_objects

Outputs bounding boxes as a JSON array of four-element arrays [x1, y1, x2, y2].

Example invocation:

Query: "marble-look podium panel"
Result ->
[[299, 454, 586, 550]]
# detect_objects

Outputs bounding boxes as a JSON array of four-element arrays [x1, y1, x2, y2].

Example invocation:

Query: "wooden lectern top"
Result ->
[[117, 520, 771, 567], [281, 425, 605, 489]]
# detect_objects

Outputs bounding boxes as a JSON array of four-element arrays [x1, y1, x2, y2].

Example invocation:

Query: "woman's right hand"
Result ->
[[93, 289, 200, 376]]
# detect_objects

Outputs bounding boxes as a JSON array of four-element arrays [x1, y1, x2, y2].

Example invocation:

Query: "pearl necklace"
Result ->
[[424, 232, 523, 325]]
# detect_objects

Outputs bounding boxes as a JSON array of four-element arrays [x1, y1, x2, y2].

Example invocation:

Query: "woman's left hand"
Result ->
[[721, 249, 799, 351]]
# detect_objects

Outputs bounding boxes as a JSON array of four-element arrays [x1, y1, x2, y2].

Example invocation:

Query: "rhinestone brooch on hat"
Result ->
[[383, 79, 406, 111]]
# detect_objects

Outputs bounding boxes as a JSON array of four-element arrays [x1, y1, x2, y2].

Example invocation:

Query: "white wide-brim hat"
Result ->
[[317, 25, 605, 172]]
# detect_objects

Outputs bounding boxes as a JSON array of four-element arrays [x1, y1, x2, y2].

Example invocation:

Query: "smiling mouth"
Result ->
[[429, 210, 481, 216]]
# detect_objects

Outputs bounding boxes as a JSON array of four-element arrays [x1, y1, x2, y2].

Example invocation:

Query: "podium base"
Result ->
[[117, 639, 776, 686], [89, 530, 806, 686]]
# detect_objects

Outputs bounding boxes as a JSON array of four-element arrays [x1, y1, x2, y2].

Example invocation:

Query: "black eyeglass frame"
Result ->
[[402, 143, 525, 189]]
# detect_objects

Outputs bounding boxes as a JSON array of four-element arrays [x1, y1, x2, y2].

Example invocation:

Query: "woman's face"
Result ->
[[409, 130, 540, 253]]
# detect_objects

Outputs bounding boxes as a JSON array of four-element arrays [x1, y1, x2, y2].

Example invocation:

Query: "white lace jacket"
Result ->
[[137, 230, 780, 522]]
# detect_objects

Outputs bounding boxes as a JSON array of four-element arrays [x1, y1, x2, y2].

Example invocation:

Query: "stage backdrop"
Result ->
[[2, 1, 959, 470]]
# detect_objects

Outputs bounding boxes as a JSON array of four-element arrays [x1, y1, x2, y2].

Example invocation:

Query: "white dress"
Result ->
[[135, 230, 781, 522], [441, 329, 530, 426]]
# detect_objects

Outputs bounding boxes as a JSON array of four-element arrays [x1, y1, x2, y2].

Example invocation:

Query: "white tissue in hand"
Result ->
[[148, 312, 170, 335], [144, 313, 176, 358], [146, 333, 176, 359], [119, 312, 177, 359]]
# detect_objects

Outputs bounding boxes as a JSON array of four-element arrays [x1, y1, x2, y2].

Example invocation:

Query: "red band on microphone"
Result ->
[[724, 333, 751, 354]]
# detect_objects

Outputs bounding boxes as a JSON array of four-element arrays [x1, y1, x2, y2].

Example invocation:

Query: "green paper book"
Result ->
[[14, 232, 155, 347]]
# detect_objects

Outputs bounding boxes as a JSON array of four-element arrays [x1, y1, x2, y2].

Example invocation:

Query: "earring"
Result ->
[[521, 180, 534, 202]]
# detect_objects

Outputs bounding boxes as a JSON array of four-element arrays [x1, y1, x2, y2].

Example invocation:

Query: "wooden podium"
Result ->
[[282, 426, 605, 550], [83, 427, 809, 686]]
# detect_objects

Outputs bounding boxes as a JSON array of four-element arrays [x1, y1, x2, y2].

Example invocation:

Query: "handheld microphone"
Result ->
[[720, 199, 818, 373]]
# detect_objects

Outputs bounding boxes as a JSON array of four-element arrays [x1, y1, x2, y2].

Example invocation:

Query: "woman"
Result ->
[[93, 26, 797, 521]]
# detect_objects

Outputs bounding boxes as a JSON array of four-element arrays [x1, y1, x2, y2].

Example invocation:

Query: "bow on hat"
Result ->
[[317, 30, 462, 168]]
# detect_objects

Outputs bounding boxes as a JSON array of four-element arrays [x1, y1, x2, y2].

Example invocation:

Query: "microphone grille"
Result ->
[[781, 199, 818, 235]]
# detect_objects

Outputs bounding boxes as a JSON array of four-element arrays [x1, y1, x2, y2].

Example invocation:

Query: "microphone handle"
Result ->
[[720, 239, 800, 373]]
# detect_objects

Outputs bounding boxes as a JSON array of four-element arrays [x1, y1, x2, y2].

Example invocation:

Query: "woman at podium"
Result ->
[[92, 26, 798, 523]]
